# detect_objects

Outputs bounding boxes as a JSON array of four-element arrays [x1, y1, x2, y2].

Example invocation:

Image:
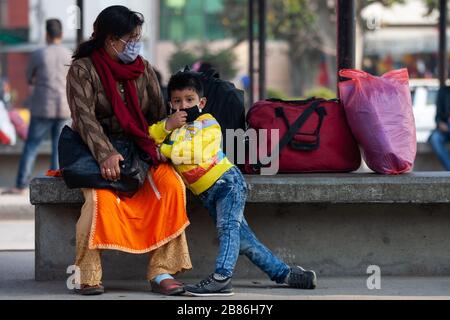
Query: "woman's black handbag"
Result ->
[[58, 125, 150, 193]]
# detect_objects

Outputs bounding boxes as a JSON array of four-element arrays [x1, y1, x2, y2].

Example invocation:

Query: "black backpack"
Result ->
[[183, 66, 246, 164]]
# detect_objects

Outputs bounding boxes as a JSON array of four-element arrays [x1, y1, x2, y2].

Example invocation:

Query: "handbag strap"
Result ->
[[252, 101, 326, 171]]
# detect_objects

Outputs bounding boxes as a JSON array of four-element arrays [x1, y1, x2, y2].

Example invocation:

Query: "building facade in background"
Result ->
[[0, 0, 305, 107], [0, 0, 30, 108], [362, 0, 449, 78], [160, 0, 226, 41], [0, 0, 157, 108], [0, 0, 448, 109]]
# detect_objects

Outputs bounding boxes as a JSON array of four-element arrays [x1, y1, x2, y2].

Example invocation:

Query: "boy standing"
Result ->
[[149, 71, 317, 297]]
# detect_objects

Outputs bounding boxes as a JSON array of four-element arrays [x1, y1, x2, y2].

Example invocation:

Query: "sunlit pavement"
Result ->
[[1, 191, 450, 300], [0, 251, 450, 300]]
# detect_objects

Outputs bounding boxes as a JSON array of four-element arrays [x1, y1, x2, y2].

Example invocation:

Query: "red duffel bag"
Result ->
[[244, 98, 361, 174]]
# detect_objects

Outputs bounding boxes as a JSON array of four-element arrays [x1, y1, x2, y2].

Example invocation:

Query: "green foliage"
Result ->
[[168, 48, 197, 74], [200, 48, 239, 80], [267, 88, 288, 100], [422, 0, 447, 16], [222, 0, 317, 44], [361, 0, 406, 6], [220, 0, 437, 94], [267, 87, 336, 101], [223, 0, 432, 44], [220, 0, 248, 44], [267, 0, 317, 42], [303, 87, 337, 100], [168, 46, 238, 80]]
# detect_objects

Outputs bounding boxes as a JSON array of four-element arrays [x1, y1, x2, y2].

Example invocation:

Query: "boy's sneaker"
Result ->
[[184, 273, 234, 297], [287, 266, 317, 289]]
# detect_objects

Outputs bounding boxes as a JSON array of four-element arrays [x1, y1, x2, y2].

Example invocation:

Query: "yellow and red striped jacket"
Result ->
[[149, 113, 234, 195]]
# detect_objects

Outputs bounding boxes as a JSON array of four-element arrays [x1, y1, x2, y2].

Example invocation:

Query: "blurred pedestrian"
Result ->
[[429, 86, 450, 170], [0, 78, 12, 109], [2, 19, 71, 195]]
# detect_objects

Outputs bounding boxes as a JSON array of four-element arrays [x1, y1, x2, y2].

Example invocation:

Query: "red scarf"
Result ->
[[91, 48, 158, 165]]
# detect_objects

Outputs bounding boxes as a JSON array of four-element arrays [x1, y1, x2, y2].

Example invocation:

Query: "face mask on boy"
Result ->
[[171, 105, 203, 123]]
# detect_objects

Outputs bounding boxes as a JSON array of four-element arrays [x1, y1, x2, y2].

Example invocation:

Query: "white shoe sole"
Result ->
[[184, 291, 235, 297]]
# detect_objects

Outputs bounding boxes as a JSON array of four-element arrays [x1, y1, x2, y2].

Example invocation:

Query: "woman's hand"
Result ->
[[101, 154, 125, 181], [165, 110, 187, 131]]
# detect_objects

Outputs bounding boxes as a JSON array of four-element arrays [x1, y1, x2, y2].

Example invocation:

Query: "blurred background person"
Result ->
[[429, 86, 450, 171], [2, 19, 71, 195]]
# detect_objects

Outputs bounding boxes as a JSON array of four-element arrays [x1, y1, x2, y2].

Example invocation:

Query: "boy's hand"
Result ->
[[166, 110, 187, 131]]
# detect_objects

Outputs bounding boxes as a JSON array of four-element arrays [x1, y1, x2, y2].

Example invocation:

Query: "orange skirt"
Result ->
[[87, 163, 189, 254]]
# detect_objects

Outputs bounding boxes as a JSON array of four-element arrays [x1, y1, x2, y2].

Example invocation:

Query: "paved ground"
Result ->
[[1, 191, 450, 301], [0, 190, 34, 250], [1, 251, 450, 300], [0, 189, 33, 220], [0, 221, 34, 250]]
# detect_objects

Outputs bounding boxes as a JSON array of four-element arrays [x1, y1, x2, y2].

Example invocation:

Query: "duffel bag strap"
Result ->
[[252, 101, 326, 171], [266, 97, 317, 104], [275, 104, 327, 151]]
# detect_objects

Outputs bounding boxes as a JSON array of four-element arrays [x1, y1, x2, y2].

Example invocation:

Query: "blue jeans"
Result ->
[[429, 129, 450, 171], [199, 166, 290, 283], [16, 117, 68, 189]]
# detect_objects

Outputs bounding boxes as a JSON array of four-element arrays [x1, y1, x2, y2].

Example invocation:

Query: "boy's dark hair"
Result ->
[[167, 71, 204, 100], [46, 19, 63, 39]]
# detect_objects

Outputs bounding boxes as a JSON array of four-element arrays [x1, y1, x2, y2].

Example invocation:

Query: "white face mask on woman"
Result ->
[[112, 39, 142, 64]]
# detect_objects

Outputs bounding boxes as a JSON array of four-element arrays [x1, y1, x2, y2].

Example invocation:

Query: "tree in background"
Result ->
[[223, 0, 319, 96], [220, 0, 447, 96], [423, 0, 443, 14], [168, 45, 238, 80]]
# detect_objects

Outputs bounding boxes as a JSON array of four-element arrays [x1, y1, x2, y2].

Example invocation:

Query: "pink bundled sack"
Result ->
[[339, 69, 417, 174]]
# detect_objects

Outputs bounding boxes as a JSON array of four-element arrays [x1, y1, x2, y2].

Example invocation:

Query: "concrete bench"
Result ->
[[1, 140, 444, 187], [30, 172, 450, 281]]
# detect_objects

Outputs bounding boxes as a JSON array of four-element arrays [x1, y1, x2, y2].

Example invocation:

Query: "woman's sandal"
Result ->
[[74, 284, 105, 296]]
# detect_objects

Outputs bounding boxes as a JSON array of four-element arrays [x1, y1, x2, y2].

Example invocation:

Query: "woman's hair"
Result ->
[[72, 5, 144, 60]]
